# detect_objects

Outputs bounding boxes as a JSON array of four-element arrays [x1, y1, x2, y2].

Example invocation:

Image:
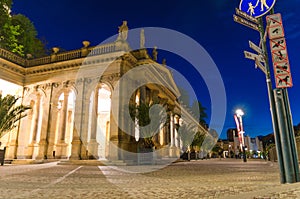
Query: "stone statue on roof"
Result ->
[[118, 21, 128, 41], [140, 29, 145, 49], [152, 46, 158, 61]]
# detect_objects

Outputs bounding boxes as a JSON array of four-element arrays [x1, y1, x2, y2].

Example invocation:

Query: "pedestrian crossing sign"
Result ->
[[239, 0, 276, 18]]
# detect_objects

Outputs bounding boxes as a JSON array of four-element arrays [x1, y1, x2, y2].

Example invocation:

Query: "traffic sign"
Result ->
[[249, 40, 262, 54], [233, 15, 259, 31], [244, 50, 265, 62], [266, 14, 293, 88], [266, 14, 285, 39], [276, 74, 293, 88], [272, 49, 288, 63], [270, 38, 286, 51], [239, 0, 276, 18], [274, 61, 290, 74], [266, 13, 282, 26]]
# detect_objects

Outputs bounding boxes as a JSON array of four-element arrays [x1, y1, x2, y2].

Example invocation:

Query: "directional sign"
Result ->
[[235, 8, 258, 24], [255, 58, 267, 75], [233, 15, 259, 31], [266, 14, 285, 39], [244, 51, 265, 62], [239, 0, 276, 18], [249, 40, 262, 54]]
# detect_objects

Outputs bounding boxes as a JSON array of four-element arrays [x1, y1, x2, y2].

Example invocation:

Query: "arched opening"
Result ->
[[30, 93, 44, 159], [88, 83, 111, 159], [97, 84, 111, 158], [54, 90, 75, 158]]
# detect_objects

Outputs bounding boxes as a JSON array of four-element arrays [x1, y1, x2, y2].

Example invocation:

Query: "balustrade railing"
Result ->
[[0, 48, 26, 66], [28, 56, 51, 67], [0, 42, 120, 68], [55, 49, 82, 62]]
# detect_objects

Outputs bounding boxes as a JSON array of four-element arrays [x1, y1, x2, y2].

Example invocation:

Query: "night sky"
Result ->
[[11, 0, 300, 139]]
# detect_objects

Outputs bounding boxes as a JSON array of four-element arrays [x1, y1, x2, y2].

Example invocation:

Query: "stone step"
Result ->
[[57, 160, 106, 166], [11, 159, 58, 165], [101, 160, 127, 166]]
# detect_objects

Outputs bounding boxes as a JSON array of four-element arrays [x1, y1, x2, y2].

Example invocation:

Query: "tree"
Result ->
[[0, 0, 47, 57], [0, 0, 13, 48], [2, 23, 24, 56], [130, 100, 168, 148], [191, 131, 206, 149], [11, 14, 47, 58], [0, 94, 31, 138], [191, 100, 208, 128], [177, 122, 198, 152], [0, 0, 12, 28]]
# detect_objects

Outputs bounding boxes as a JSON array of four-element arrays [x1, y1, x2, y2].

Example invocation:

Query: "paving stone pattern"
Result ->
[[0, 159, 299, 199]]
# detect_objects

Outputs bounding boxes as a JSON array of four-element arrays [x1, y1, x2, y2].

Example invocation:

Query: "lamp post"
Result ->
[[234, 109, 247, 162]]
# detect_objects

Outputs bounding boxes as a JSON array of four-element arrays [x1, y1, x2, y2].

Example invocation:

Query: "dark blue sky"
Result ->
[[12, 0, 300, 138]]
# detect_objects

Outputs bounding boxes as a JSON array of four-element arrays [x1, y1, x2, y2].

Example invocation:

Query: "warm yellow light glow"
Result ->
[[98, 87, 111, 112], [0, 79, 22, 96]]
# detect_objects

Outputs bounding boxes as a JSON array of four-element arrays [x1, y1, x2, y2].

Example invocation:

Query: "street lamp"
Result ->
[[234, 109, 247, 162]]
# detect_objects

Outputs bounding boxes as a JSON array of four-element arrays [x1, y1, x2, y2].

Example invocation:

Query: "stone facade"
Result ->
[[0, 23, 209, 162]]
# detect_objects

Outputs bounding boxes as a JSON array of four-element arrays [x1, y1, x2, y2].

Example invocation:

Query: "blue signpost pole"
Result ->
[[257, 13, 286, 184], [236, 0, 300, 184]]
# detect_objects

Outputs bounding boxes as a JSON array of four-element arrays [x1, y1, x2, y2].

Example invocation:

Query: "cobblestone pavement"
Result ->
[[0, 159, 300, 199]]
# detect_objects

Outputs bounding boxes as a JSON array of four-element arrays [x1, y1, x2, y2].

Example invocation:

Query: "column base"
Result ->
[[70, 138, 82, 160], [88, 139, 99, 159], [6, 142, 17, 159], [80, 143, 89, 160], [28, 142, 39, 159], [108, 140, 119, 161], [46, 143, 56, 159], [56, 142, 69, 159], [36, 139, 47, 160], [169, 146, 180, 158]]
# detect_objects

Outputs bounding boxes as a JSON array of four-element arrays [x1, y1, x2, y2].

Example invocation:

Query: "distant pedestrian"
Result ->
[[218, 149, 223, 160], [235, 150, 239, 159]]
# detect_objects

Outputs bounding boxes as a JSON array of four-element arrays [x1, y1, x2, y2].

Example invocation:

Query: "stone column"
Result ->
[[174, 115, 180, 148], [88, 88, 99, 159], [170, 113, 175, 147], [159, 123, 164, 146], [56, 91, 69, 159], [80, 97, 91, 160], [46, 106, 59, 159], [79, 79, 93, 160], [175, 128, 179, 148], [37, 84, 54, 160], [32, 93, 41, 143], [29, 93, 41, 159], [169, 112, 179, 157], [60, 92, 69, 142], [108, 79, 122, 161], [16, 103, 33, 159], [70, 79, 85, 160]]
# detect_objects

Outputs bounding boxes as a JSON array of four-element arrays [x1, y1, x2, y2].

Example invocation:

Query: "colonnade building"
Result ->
[[0, 22, 209, 163]]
